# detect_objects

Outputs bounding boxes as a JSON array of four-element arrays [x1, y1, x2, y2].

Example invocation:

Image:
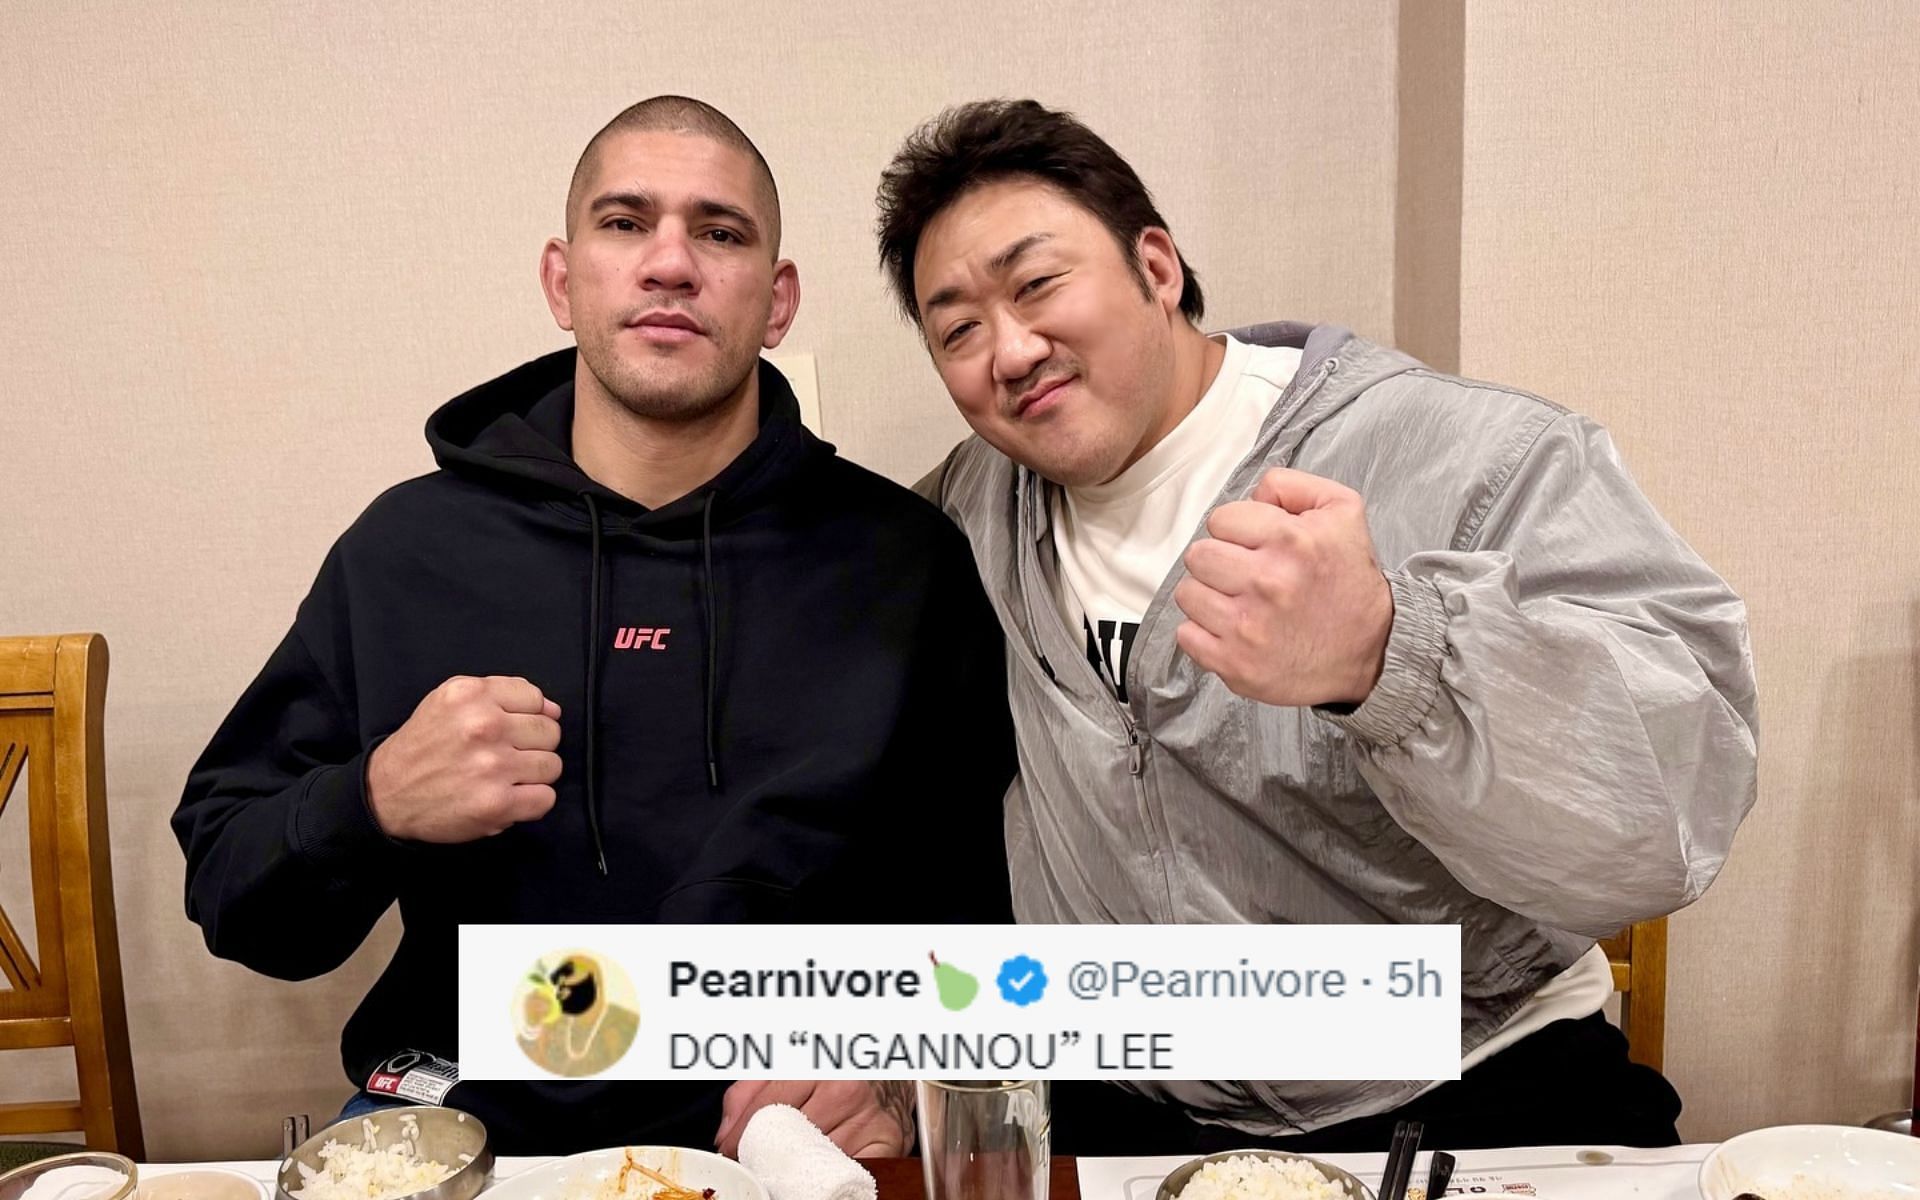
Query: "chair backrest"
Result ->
[[1599, 917, 1668, 1073], [0, 634, 144, 1157]]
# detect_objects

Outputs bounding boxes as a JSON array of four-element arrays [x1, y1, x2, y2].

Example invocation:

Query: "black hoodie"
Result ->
[[173, 350, 1016, 1153]]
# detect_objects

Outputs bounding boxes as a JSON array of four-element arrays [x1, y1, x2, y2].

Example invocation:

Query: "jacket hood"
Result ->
[[1223, 321, 1424, 433]]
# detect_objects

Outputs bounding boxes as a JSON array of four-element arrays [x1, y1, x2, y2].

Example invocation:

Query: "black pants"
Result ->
[[1050, 1012, 1682, 1157]]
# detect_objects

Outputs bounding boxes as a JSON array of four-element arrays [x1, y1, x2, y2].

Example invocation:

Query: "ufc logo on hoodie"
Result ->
[[613, 627, 670, 650]]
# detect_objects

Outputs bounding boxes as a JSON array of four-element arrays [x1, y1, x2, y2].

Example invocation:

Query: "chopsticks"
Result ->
[[1380, 1120, 1424, 1200], [1379, 1129, 1452, 1200]]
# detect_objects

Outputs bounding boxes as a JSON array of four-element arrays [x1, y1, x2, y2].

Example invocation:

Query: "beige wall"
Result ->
[[4, 0, 1914, 1162], [0, 1, 1399, 1159], [1455, 2, 1920, 1141], [1394, 0, 1464, 372]]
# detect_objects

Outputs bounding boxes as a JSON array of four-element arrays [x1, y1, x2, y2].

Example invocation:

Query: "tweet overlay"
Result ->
[[459, 924, 1461, 1081]]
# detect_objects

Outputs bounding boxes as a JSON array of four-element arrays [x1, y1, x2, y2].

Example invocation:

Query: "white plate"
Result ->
[[1699, 1124, 1920, 1200], [478, 1146, 767, 1200]]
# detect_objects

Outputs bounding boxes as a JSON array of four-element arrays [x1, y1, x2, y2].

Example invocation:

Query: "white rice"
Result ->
[[288, 1116, 458, 1200], [1175, 1155, 1352, 1200]]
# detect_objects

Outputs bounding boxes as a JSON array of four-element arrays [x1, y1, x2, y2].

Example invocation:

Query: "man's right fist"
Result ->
[[365, 675, 563, 843]]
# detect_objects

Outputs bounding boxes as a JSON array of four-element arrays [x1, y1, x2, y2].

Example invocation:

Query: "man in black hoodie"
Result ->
[[173, 97, 1015, 1158]]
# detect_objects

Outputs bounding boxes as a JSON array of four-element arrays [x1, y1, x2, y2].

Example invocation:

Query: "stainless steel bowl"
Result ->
[[1156, 1148, 1376, 1200], [277, 1106, 492, 1200]]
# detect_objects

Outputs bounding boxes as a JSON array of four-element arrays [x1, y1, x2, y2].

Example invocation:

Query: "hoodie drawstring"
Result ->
[[701, 492, 721, 792], [577, 490, 722, 873], [580, 491, 610, 876]]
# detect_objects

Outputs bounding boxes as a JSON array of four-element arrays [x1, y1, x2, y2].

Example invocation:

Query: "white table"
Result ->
[[142, 1143, 1717, 1198]]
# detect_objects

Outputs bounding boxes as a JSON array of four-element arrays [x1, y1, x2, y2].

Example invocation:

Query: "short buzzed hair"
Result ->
[[565, 95, 782, 253]]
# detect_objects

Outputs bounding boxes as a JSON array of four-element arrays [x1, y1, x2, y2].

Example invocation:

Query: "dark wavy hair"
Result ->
[[875, 99, 1204, 327]]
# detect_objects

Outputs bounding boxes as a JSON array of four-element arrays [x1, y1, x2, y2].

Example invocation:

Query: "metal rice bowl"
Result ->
[[276, 1105, 492, 1200], [1155, 1148, 1377, 1200]]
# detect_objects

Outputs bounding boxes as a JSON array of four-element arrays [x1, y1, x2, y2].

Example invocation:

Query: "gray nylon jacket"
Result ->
[[918, 321, 1759, 1134]]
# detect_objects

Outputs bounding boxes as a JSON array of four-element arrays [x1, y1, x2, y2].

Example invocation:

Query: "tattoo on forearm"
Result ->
[[871, 1080, 916, 1149]]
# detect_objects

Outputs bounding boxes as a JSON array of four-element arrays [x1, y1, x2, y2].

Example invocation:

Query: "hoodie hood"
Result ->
[[424, 347, 828, 533]]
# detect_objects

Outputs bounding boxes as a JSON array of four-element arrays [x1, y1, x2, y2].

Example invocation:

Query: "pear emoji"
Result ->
[[929, 952, 980, 1011]]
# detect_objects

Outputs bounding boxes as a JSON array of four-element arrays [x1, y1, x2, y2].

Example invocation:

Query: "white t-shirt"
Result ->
[[1050, 335, 1301, 702], [1048, 332, 1614, 1070], [1452, 943, 1615, 1077]]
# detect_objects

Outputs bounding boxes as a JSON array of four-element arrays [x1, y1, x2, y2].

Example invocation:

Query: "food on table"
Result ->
[[1173, 1155, 1353, 1200], [136, 1168, 268, 1200], [564, 1148, 716, 1199], [287, 1114, 459, 1200]]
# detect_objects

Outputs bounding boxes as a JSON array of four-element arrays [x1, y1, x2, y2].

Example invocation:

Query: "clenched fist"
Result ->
[[366, 675, 563, 842], [1174, 468, 1394, 707]]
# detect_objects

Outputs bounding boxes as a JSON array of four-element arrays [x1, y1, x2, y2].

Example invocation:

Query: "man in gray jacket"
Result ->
[[875, 99, 1758, 1151]]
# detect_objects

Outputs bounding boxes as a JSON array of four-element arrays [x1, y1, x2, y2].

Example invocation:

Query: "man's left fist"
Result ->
[[1174, 468, 1394, 707]]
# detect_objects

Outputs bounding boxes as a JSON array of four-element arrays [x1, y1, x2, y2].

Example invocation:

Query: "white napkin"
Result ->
[[736, 1103, 879, 1200]]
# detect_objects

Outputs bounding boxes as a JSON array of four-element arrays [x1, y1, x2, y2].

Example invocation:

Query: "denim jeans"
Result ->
[[335, 1090, 413, 1122]]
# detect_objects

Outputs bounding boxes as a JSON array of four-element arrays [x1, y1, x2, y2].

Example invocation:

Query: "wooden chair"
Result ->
[[0, 634, 144, 1158], [1599, 917, 1667, 1072]]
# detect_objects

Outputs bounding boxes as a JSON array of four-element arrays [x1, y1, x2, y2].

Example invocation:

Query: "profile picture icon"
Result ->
[[512, 949, 639, 1077]]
